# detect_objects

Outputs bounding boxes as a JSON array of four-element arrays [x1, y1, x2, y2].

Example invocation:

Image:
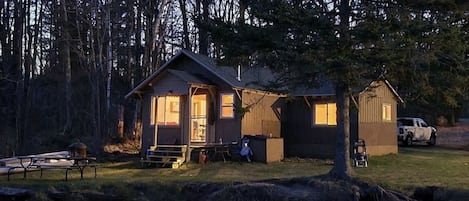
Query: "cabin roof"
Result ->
[[291, 79, 403, 103], [166, 69, 213, 85], [125, 49, 278, 98]]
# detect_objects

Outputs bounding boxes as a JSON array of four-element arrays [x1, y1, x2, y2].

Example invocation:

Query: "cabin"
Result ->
[[282, 80, 403, 158], [125, 50, 285, 165], [126, 50, 403, 165]]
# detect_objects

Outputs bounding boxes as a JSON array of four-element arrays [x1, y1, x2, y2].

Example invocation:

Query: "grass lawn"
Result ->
[[356, 146, 469, 194], [1, 146, 469, 199]]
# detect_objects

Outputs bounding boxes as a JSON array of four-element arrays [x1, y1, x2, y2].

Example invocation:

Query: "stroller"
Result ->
[[353, 139, 368, 167]]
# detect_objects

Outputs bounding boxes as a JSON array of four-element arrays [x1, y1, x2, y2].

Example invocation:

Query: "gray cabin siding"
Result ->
[[151, 71, 189, 95], [141, 92, 155, 152], [215, 89, 242, 143]]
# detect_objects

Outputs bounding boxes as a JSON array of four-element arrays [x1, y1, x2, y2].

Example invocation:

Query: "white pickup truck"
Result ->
[[397, 117, 437, 146]]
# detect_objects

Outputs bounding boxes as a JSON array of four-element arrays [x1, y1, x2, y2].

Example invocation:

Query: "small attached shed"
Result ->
[[125, 49, 285, 162], [282, 80, 403, 158]]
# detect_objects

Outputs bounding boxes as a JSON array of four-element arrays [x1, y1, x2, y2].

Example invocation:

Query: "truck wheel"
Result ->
[[405, 136, 413, 146], [428, 134, 436, 146]]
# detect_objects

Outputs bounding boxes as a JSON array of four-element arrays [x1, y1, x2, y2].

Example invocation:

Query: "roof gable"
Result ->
[[125, 49, 279, 98]]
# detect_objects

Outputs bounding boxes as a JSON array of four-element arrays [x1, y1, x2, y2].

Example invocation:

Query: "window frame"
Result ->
[[382, 103, 392, 121], [156, 95, 180, 127], [312, 102, 337, 127], [219, 93, 235, 119]]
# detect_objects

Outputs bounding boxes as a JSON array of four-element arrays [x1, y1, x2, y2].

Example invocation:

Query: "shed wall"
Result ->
[[358, 81, 398, 156], [282, 97, 336, 158], [241, 92, 282, 137]]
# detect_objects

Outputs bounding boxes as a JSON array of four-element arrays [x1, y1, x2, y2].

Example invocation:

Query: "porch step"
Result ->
[[141, 145, 187, 169]]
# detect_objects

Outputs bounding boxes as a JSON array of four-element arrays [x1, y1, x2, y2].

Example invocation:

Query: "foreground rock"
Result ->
[[7, 177, 469, 200], [47, 187, 122, 201], [0, 187, 33, 201], [183, 177, 415, 201]]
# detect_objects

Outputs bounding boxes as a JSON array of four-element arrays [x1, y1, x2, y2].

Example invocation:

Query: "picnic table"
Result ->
[[6, 155, 98, 181]]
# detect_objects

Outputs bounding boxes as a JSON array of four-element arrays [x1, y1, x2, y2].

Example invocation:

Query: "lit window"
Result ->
[[220, 93, 234, 118], [382, 103, 391, 121], [157, 96, 180, 126], [314, 103, 336, 126]]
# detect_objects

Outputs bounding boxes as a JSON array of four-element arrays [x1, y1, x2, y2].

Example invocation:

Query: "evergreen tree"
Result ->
[[208, 0, 469, 179]]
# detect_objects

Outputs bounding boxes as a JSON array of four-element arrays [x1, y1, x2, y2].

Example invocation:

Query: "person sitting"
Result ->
[[239, 137, 253, 162]]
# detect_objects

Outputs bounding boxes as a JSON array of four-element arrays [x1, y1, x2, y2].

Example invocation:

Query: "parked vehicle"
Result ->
[[397, 117, 437, 146]]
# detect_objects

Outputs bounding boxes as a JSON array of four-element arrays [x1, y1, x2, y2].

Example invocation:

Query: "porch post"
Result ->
[[186, 87, 192, 162], [153, 96, 158, 149]]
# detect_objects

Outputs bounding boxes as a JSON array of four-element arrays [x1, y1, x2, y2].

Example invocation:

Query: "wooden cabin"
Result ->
[[125, 50, 285, 165], [282, 80, 403, 158]]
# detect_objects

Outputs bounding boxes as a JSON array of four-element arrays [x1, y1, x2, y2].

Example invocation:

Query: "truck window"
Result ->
[[420, 121, 428, 127], [398, 119, 414, 126]]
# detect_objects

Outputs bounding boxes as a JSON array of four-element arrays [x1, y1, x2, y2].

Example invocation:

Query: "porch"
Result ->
[[140, 143, 234, 169]]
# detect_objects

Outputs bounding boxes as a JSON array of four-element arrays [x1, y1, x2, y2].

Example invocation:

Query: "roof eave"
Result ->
[[124, 51, 186, 99]]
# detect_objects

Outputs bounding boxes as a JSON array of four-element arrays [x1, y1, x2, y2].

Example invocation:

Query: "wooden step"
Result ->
[[142, 145, 188, 169], [140, 159, 184, 169], [147, 155, 184, 163]]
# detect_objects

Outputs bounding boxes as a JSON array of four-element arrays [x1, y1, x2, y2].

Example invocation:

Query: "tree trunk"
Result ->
[[142, 0, 153, 76], [328, 0, 355, 180], [13, 0, 24, 154], [60, 0, 73, 135], [178, 0, 191, 50], [105, 0, 112, 113], [150, 0, 168, 70], [329, 82, 354, 179], [198, 0, 209, 55], [239, 0, 245, 24]]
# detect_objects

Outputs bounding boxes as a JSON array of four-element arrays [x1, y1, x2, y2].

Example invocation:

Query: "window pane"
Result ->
[[314, 103, 336, 126], [327, 103, 337, 125], [315, 104, 327, 125], [157, 96, 180, 126], [166, 96, 180, 125], [157, 97, 165, 125], [220, 94, 234, 118], [222, 94, 234, 105], [382, 103, 391, 121], [221, 106, 234, 118]]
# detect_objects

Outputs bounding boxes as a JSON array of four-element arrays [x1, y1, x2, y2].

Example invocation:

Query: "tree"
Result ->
[[208, 0, 469, 179], [387, 1, 469, 125]]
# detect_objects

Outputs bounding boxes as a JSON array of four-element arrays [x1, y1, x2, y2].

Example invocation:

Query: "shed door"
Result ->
[[191, 94, 207, 142]]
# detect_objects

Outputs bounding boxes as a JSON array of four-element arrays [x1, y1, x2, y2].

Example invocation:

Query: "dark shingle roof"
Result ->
[[182, 50, 277, 90], [125, 49, 402, 103], [125, 49, 279, 98]]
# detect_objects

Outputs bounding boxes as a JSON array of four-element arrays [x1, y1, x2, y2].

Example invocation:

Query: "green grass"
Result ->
[[355, 146, 469, 194], [2, 146, 469, 199]]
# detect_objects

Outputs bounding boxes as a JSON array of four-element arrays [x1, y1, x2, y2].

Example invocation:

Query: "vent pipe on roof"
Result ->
[[237, 64, 241, 82]]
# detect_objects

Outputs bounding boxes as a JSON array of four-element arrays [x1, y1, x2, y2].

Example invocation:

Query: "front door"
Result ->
[[191, 94, 207, 142]]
